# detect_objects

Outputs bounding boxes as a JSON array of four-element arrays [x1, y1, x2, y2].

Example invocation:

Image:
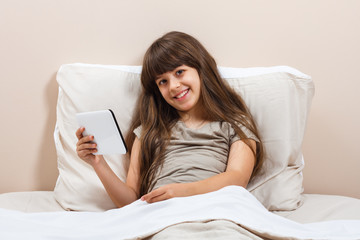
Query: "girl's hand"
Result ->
[[75, 127, 104, 166], [141, 183, 190, 203]]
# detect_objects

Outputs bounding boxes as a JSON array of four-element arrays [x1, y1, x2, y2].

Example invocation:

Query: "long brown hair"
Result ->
[[125, 31, 264, 196]]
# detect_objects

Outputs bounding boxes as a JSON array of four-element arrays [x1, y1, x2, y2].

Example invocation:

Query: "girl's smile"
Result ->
[[173, 88, 189, 100]]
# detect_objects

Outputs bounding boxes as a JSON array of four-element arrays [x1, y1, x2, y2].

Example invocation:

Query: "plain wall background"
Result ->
[[0, 0, 359, 198]]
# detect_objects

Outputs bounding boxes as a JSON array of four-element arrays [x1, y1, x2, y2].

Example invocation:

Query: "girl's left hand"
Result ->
[[141, 183, 190, 203]]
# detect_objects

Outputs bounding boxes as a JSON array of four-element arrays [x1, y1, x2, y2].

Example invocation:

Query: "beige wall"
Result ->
[[0, 0, 359, 198]]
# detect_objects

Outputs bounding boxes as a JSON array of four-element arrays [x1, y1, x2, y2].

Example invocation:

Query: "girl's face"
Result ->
[[155, 65, 202, 117]]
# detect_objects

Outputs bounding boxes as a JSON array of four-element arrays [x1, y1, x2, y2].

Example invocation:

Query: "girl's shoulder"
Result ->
[[210, 121, 259, 143]]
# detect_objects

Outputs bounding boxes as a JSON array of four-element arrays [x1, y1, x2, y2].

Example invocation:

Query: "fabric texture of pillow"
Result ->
[[54, 64, 141, 211], [54, 63, 314, 211]]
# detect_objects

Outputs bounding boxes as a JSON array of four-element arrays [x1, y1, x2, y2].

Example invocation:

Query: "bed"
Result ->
[[0, 63, 359, 239]]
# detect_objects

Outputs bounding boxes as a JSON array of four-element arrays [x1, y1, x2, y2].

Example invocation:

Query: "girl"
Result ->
[[76, 31, 264, 208]]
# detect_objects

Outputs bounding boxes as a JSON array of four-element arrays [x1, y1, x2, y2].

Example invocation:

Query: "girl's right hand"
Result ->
[[75, 127, 104, 166]]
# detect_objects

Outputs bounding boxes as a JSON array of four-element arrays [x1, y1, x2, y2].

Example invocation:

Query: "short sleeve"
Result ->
[[230, 123, 259, 146], [133, 125, 142, 139]]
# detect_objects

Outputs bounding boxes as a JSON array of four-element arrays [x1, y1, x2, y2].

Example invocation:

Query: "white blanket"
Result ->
[[0, 186, 359, 240]]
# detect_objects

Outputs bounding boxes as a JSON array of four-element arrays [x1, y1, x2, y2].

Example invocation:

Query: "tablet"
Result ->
[[76, 109, 127, 155]]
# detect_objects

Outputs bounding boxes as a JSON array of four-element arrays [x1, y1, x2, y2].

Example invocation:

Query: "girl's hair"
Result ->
[[125, 31, 264, 196]]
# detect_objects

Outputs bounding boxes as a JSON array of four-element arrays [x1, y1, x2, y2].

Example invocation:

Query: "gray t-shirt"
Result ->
[[134, 121, 257, 192]]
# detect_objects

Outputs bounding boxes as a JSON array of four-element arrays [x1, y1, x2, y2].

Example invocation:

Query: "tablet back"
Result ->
[[76, 110, 127, 155]]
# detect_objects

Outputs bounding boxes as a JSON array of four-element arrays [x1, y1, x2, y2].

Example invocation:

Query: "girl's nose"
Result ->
[[169, 77, 181, 91]]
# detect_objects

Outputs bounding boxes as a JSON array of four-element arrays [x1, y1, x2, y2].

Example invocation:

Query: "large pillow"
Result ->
[[54, 64, 141, 211], [54, 63, 314, 211]]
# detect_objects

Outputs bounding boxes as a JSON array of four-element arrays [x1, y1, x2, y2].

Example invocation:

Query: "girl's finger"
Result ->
[[146, 192, 168, 203], [76, 135, 94, 147], [76, 143, 97, 151], [75, 127, 85, 140], [77, 149, 97, 158], [141, 188, 165, 203], [141, 190, 155, 201]]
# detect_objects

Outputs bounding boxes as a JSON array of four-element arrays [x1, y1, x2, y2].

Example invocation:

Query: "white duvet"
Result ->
[[0, 186, 359, 240]]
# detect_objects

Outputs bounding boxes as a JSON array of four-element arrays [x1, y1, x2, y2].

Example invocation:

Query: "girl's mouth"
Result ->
[[174, 89, 189, 99]]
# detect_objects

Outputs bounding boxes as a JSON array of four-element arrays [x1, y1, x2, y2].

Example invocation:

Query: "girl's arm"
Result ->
[[141, 139, 256, 203], [76, 127, 141, 208]]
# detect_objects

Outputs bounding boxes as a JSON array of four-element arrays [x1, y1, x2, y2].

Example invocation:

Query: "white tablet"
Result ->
[[76, 109, 127, 155]]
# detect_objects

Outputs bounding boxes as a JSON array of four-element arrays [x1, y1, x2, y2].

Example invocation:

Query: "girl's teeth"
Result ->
[[176, 90, 188, 99]]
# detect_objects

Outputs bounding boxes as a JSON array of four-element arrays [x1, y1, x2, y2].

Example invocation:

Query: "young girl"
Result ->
[[76, 31, 264, 208]]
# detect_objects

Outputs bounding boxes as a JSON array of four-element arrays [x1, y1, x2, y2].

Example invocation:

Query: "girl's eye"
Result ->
[[158, 79, 167, 86], [176, 69, 184, 76]]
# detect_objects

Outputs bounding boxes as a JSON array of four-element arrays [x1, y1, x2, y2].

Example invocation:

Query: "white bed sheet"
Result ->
[[2, 190, 360, 223], [0, 186, 360, 240]]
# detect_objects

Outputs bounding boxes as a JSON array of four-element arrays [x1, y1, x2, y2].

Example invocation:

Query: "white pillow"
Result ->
[[221, 67, 313, 210], [54, 63, 314, 211], [54, 64, 141, 211]]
